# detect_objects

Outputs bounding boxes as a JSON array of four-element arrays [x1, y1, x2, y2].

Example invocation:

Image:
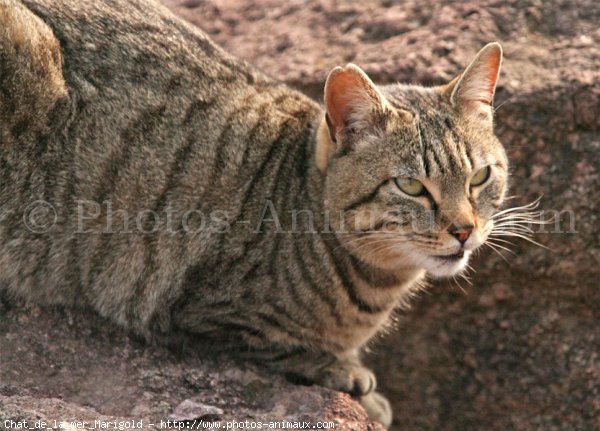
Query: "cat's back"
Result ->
[[10, 0, 317, 208], [21, 0, 270, 93], [0, 0, 321, 321], [18, 0, 276, 148]]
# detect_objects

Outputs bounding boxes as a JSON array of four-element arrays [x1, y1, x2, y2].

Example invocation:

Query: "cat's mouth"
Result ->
[[422, 249, 472, 278], [433, 250, 465, 262]]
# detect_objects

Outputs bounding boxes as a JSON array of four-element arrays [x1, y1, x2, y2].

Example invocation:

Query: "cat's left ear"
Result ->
[[446, 42, 503, 123]]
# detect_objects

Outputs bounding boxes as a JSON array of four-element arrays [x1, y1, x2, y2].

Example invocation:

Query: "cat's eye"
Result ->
[[395, 177, 427, 197], [470, 166, 491, 187]]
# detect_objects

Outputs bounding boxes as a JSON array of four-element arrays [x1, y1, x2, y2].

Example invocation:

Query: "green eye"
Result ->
[[470, 166, 491, 187], [395, 177, 427, 197]]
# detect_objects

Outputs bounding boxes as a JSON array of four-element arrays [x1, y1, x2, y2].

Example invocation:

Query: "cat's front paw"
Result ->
[[319, 362, 376, 396], [360, 391, 393, 429]]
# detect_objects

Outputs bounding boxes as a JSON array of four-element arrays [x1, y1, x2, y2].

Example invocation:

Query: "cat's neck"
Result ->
[[298, 114, 424, 301]]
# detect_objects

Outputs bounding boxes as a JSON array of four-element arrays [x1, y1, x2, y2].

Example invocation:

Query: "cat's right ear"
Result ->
[[317, 64, 388, 172], [446, 42, 503, 124]]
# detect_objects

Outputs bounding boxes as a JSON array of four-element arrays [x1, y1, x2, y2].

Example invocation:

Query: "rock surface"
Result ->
[[0, 306, 382, 431], [2, 1, 599, 430]]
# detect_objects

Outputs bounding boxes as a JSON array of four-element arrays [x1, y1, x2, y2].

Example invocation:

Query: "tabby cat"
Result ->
[[0, 0, 508, 427]]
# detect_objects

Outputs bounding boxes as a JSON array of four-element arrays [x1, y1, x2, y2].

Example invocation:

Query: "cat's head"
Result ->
[[317, 43, 508, 278]]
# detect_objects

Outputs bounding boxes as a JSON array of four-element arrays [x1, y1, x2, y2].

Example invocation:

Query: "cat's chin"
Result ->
[[422, 250, 472, 278]]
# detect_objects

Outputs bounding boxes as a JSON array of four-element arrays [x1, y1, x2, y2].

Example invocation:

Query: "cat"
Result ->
[[0, 0, 509, 427]]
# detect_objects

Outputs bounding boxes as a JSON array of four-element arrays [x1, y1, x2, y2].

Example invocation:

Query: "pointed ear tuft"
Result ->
[[324, 64, 387, 143], [449, 42, 503, 121]]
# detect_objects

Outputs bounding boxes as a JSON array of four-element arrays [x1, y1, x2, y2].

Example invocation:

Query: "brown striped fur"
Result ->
[[0, 0, 508, 427]]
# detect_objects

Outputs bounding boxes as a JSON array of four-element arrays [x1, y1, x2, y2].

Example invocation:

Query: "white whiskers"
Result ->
[[487, 196, 551, 258]]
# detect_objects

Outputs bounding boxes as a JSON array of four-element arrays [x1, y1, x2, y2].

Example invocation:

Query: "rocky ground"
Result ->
[[0, 304, 380, 431], [2, 0, 599, 430]]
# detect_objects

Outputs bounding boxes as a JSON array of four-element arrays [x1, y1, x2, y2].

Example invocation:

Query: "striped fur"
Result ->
[[0, 1, 508, 427]]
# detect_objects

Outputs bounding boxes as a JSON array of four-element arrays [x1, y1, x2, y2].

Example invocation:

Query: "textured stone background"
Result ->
[[2, 1, 599, 430]]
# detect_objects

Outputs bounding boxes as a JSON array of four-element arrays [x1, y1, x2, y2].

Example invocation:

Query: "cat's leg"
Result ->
[[0, 1, 70, 303], [257, 347, 393, 428], [360, 391, 392, 429], [0, 1, 68, 138], [308, 351, 392, 428], [309, 349, 377, 396]]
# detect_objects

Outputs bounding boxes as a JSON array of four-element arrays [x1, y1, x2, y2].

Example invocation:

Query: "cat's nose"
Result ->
[[448, 224, 474, 245]]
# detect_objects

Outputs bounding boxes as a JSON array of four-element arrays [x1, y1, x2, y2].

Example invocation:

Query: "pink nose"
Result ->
[[448, 224, 474, 244]]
